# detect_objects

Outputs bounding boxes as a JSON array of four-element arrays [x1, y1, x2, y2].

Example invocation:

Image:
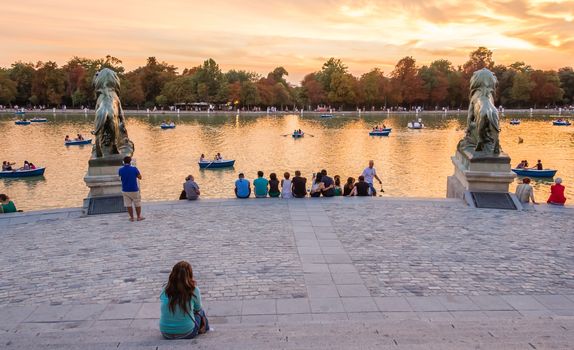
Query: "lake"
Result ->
[[1, 112, 573, 211]]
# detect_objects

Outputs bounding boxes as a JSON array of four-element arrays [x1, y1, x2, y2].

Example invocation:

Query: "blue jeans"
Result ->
[[368, 183, 376, 196]]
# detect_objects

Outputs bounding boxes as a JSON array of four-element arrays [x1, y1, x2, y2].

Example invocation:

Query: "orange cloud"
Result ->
[[1, 0, 573, 83]]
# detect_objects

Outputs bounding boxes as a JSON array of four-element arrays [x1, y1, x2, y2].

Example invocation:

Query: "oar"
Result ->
[[204, 160, 215, 169], [306, 133, 315, 137]]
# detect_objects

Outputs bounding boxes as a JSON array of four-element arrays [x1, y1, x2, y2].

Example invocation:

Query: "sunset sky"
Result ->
[[2, 0, 573, 83]]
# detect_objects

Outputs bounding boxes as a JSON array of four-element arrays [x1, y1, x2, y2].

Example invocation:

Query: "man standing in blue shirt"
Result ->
[[234, 173, 251, 199], [118, 156, 144, 221]]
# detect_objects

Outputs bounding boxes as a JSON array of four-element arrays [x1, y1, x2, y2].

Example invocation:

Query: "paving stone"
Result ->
[[130, 319, 158, 329], [307, 284, 339, 298], [347, 312, 384, 320], [0, 305, 37, 331], [302, 263, 329, 273], [534, 295, 574, 310], [469, 296, 514, 311], [406, 297, 448, 312], [135, 303, 161, 319], [241, 299, 276, 315], [99, 303, 142, 320], [417, 311, 454, 321], [303, 273, 333, 285], [327, 264, 358, 274], [437, 296, 480, 311], [299, 254, 326, 264], [63, 304, 107, 321], [25, 305, 73, 322], [374, 297, 412, 312], [309, 298, 345, 313], [483, 310, 523, 319], [341, 297, 379, 312], [450, 311, 488, 320], [331, 273, 364, 285], [206, 300, 243, 316], [276, 298, 310, 314], [311, 312, 348, 321], [501, 295, 546, 311], [241, 314, 277, 324], [336, 284, 371, 297], [277, 313, 313, 323], [323, 254, 352, 264]]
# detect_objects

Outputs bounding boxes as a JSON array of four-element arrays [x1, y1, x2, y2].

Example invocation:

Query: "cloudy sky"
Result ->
[[2, 0, 573, 82]]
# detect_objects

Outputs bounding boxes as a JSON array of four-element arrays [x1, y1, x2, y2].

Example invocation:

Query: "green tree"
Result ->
[[9, 62, 35, 106], [530, 70, 564, 107], [300, 73, 326, 108], [510, 71, 534, 107], [31, 61, 66, 106], [463, 47, 494, 77], [194, 58, 224, 103], [0, 69, 17, 105], [558, 67, 574, 104], [390, 56, 425, 106], [316, 58, 348, 93], [240, 81, 260, 107], [359, 68, 387, 108], [328, 72, 357, 108]]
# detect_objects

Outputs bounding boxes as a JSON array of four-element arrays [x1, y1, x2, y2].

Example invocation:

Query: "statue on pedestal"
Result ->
[[458, 68, 501, 155], [92, 68, 134, 158]]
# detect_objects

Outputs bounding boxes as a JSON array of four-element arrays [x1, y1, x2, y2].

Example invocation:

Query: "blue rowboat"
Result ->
[[15, 120, 31, 125], [0, 167, 46, 178], [65, 139, 92, 146], [30, 118, 48, 122], [292, 132, 304, 138], [553, 120, 571, 126], [509, 120, 520, 125], [14, 111, 25, 115], [512, 168, 557, 177], [382, 128, 392, 132], [198, 160, 235, 169], [369, 130, 391, 136], [320, 114, 334, 118], [160, 123, 176, 129]]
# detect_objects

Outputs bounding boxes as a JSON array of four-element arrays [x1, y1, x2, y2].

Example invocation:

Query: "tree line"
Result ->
[[0, 47, 573, 110]]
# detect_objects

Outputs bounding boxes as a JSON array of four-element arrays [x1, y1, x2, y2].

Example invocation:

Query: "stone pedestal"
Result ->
[[447, 149, 516, 199], [83, 155, 126, 211]]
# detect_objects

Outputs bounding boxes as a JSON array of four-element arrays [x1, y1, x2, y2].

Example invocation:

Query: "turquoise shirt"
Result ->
[[1, 201, 16, 213], [159, 287, 202, 335], [253, 177, 269, 197]]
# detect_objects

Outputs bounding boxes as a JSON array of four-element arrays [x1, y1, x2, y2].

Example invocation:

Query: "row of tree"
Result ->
[[1, 48, 573, 110]]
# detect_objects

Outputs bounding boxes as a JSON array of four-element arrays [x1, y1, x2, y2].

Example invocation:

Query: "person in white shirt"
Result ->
[[361, 160, 382, 196], [515, 177, 537, 205]]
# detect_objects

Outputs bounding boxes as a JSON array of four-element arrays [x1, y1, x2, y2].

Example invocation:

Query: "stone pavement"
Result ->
[[0, 197, 573, 348]]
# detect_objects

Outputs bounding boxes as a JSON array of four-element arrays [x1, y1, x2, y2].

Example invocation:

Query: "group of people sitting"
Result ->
[[293, 129, 303, 135], [64, 134, 85, 142], [2, 160, 36, 171], [0, 194, 18, 213], [515, 177, 567, 206], [516, 159, 543, 170], [234, 161, 383, 199]]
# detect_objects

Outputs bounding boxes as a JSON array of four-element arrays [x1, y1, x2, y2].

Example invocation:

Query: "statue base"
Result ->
[[447, 149, 516, 200], [82, 155, 131, 214]]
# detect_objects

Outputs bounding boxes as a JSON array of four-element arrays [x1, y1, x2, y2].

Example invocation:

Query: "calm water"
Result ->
[[1, 112, 573, 211]]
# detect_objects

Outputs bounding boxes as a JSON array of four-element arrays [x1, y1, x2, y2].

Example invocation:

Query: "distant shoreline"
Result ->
[[1, 108, 573, 117]]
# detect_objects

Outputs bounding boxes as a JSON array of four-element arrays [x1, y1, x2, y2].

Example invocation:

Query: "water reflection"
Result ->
[[1, 112, 572, 211]]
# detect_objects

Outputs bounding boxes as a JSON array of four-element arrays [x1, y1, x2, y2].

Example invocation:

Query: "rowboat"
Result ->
[[198, 159, 235, 169], [509, 119, 520, 125], [369, 130, 391, 136], [407, 122, 424, 129], [14, 111, 25, 115], [15, 120, 30, 125], [292, 132, 304, 138], [0, 167, 46, 178], [320, 114, 334, 118], [65, 139, 92, 145], [30, 118, 48, 122], [552, 120, 571, 126], [511, 168, 557, 177], [160, 123, 176, 129]]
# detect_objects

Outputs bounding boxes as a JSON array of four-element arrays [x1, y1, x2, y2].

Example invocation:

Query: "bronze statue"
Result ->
[[458, 68, 501, 154], [92, 68, 134, 158]]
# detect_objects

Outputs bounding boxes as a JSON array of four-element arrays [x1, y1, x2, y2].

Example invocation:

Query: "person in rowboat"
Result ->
[[199, 154, 205, 162], [515, 160, 526, 169], [65, 135, 70, 142], [21, 161, 30, 170], [2, 161, 15, 171], [533, 160, 543, 171]]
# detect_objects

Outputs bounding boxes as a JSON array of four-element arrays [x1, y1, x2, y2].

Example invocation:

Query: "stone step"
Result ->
[[2, 317, 572, 349]]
